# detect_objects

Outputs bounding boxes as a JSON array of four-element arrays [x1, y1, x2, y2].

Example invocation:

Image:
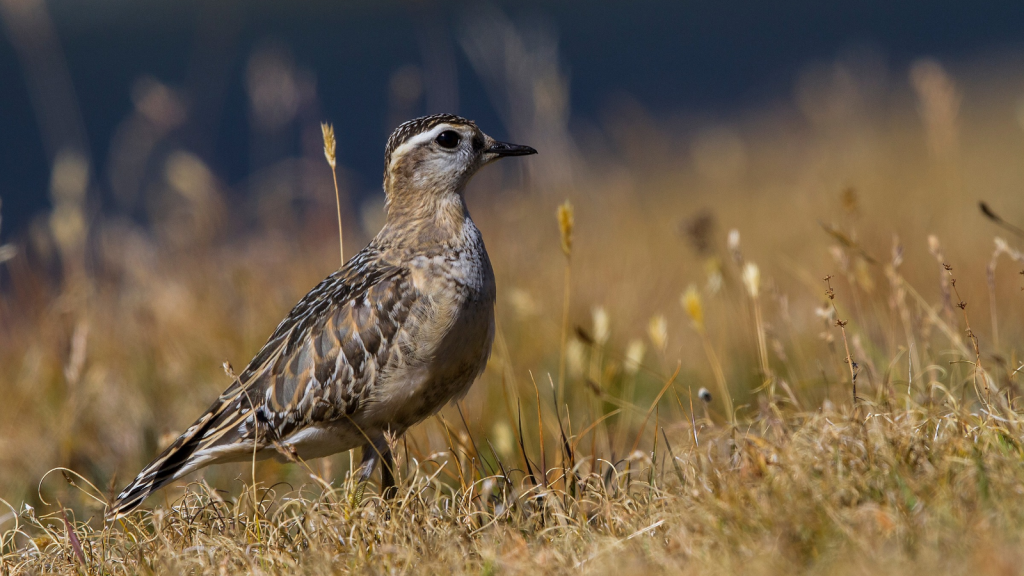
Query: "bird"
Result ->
[[105, 114, 536, 520]]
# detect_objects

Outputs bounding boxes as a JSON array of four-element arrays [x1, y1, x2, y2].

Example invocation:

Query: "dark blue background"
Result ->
[[2, 0, 1023, 238]]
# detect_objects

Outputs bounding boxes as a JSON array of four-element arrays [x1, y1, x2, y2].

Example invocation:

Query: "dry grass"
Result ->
[[9, 409, 1024, 575], [4, 52, 1024, 574]]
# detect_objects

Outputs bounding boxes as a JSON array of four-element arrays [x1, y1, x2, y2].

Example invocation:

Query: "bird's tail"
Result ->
[[105, 411, 221, 521]]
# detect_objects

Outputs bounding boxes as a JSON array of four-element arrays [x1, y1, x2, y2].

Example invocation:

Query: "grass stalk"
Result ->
[[321, 122, 344, 265], [825, 275, 858, 405], [556, 200, 574, 404]]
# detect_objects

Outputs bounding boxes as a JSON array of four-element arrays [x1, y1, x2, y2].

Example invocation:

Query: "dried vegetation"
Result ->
[[3, 30, 1024, 576]]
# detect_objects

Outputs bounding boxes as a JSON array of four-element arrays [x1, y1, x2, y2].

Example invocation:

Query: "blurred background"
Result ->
[[3, 0, 1024, 238], [2, 0, 1024, 514]]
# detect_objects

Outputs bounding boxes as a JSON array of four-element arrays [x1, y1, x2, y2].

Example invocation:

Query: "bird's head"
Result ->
[[382, 114, 536, 221]]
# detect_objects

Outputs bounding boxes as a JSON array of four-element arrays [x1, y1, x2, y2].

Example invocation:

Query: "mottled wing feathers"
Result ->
[[231, 261, 417, 441], [106, 247, 418, 519]]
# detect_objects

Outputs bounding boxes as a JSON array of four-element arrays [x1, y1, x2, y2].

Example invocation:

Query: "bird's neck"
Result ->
[[379, 188, 471, 249]]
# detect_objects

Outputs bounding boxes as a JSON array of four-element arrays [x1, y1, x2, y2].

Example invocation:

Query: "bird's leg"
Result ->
[[380, 447, 396, 500], [348, 441, 374, 505], [353, 436, 396, 501], [356, 440, 380, 482]]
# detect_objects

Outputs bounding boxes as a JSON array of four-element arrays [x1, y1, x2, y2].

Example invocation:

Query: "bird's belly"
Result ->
[[278, 422, 364, 461]]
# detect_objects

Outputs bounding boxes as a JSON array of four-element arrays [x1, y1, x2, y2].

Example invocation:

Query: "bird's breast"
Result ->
[[368, 224, 495, 427]]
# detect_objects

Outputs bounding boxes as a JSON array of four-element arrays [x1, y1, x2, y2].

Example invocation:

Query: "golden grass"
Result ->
[[7, 410, 1024, 574], [3, 57, 1024, 574]]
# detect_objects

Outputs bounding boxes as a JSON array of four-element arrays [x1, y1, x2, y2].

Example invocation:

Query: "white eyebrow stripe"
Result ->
[[388, 123, 456, 168]]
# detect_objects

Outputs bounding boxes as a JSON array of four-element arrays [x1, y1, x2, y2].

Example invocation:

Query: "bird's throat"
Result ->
[[381, 189, 470, 248]]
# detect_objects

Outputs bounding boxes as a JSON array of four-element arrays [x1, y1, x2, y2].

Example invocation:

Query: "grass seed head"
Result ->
[[566, 338, 586, 377], [321, 122, 337, 169], [591, 306, 610, 345], [742, 262, 761, 298], [557, 199, 574, 257], [624, 339, 646, 374], [647, 314, 668, 352], [727, 228, 742, 263], [682, 284, 705, 331], [704, 256, 724, 294]]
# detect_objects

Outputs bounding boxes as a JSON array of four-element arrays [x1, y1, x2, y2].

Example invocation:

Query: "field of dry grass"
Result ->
[[3, 52, 1024, 574]]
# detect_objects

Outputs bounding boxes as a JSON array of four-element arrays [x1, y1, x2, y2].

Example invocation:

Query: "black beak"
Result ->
[[486, 141, 537, 157]]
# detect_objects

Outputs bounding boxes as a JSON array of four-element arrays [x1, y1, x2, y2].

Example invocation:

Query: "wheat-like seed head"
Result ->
[[682, 284, 704, 332], [321, 122, 337, 169], [624, 339, 646, 375], [742, 262, 761, 298], [647, 314, 668, 352], [565, 339, 586, 377], [557, 200, 574, 257], [591, 306, 610, 345]]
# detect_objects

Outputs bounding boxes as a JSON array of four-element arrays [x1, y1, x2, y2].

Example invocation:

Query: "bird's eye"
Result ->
[[435, 130, 461, 149]]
